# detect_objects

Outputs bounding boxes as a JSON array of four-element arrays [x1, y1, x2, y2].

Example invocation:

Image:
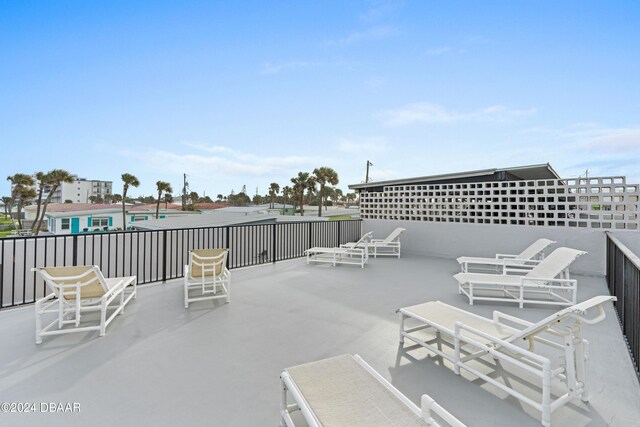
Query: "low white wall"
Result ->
[[363, 220, 619, 276]]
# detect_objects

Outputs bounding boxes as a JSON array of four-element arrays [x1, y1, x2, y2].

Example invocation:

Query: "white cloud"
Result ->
[[119, 143, 336, 184], [324, 26, 397, 47], [259, 61, 313, 75], [337, 136, 388, 154], [426, 46, 452, 55], [578, 129, 640, 153], [379, 102, 536, 126]]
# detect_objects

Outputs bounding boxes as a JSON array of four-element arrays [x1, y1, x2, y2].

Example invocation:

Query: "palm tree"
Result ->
[[155, 181, 173, 218], [33, 169, 74, 234], [189, 191, 199, 208], [121, 173, 140, 231], [2, 196, 13, 218], [32, 172, 47, 233], [164, 193, 173, 209], [7, 174, 35, 229], [291, 172, 310, 216], [313, 167, 339, 217], [268, 183, 280, 208], [282, 186, 292, 215], [216, 194, 224, 202]]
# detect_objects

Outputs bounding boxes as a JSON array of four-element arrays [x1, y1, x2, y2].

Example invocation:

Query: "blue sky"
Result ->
[[1, 1, 639, 198]]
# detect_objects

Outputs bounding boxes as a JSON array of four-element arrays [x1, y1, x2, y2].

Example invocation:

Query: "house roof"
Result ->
[[193, 202, 229, 210], [128, 203, 183, 212], [131, 212, 329, 230], [348, 163, 561, 190]]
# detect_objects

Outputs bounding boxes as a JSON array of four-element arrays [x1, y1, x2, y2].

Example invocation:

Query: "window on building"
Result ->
[[61, 218, 70, 230], [93, 217, 110, 227], [133, 216, 147, 222]]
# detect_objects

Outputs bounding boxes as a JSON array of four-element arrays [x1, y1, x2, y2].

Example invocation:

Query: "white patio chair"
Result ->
[[457, 238, 556, 273], [398, 295, 615, 427], [281, 354, 466, 427], [184, 249, 231, 308], [33, 265, 137, 344], [339, 231, 373, 250], [454, 247, 586, 308], [368, 227, 406, 258]]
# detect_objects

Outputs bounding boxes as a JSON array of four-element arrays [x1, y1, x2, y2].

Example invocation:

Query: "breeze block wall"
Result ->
[[359, 176, 640, 276]]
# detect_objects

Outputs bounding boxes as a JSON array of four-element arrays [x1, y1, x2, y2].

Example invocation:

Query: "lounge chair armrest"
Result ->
[[454, 321, 550, 365], [492, 310, 535, 329], [495, 253, 517, 259], [421, 394, 466, 427], [520, 276, 577, 287]]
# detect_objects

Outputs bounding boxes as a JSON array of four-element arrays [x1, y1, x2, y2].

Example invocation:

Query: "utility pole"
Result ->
[[365, 160, 373, 183]]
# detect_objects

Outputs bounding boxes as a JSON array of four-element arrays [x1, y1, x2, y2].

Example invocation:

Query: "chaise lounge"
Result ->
[[454, 247, 586, 308], [457, 238, 555, 273], [33, 265, 137, 344], [397, 295, 616, 427], [280, 354, 466, 426]]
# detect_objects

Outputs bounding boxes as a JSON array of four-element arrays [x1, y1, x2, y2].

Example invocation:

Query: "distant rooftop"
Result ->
[[131, 212, 328, 230], [349, 163, 561, 192]]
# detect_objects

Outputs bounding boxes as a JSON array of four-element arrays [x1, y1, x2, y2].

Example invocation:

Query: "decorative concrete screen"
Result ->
[[360, 176, 640, 230]]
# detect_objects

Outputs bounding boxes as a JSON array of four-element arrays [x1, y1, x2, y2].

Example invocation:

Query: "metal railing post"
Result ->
[[272, 223, 277, 263], [225, 226, 230, 269], [72, 235, 78, 266], [337, 221, 341, 246], [162, 230, 167, 283]]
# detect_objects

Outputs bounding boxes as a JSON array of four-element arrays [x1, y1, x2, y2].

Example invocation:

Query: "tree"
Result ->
[[313, 167, 339, 216], [216, 194, 224, 202], [32, 169, 74, 234], [164, 193, 173, 209], [88, 195, 104, 204], [155, 181, 173, 218], [7, 173, 36, 230], [2, 196, 13, 218], [282, 186, 292, 214], [121, 173, 140, 231], [291, 172, 315, 216], [269, 183, 280, 208], [111, 194, 123, 204], [64, 199, 73, 204], [189, 191, 199, 207]]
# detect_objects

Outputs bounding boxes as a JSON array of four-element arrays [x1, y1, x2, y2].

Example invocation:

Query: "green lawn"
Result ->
[[328, 215, 354, 221]]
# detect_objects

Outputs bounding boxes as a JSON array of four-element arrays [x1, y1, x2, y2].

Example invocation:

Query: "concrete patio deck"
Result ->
[[0, 253, 638, 426]]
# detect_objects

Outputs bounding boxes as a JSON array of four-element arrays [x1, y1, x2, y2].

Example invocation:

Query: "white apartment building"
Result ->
[[11, 175, 113, 204], [48, 176, 113, 203]]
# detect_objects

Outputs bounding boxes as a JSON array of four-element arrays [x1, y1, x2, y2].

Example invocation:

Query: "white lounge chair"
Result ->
[[367, 227, 406, 258], [280, 354, 466, 427], [457, 238, 555, 273], [339, 231, 373, 251], [33, 265, 137, 344], [305, 246, 368, 268], [398, 295, 616, 427], [454, 247, 586, 308], [184, 249, 231, 308]]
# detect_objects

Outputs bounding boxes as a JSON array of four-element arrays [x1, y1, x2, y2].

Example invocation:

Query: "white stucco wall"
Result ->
[[362, 219, 639, 276]]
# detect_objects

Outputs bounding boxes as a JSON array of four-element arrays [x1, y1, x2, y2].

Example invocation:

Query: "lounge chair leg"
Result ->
[[35, 302, 42, 345], [99, 304, 107, 337], [399, 313, 405, 345]]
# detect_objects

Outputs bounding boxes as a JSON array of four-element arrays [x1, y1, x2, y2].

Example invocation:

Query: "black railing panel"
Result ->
[[0, 220, 361, 309], [606, 232, 640, 379]]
